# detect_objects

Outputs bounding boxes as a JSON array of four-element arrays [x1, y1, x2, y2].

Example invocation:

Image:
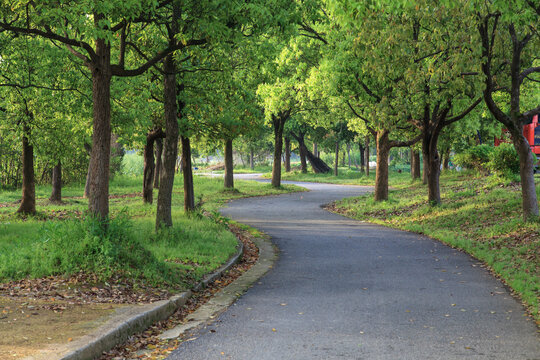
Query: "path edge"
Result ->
[[26, 238, 244, 360]]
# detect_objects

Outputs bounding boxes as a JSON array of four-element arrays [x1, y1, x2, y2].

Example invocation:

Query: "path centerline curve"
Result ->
[[168, 181, 539, 360]]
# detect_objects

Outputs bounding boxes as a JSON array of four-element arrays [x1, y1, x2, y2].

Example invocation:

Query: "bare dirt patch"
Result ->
[[0, 296, 123, 359]]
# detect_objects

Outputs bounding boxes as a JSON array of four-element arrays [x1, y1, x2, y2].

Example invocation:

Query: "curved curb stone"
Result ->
[[158, 235, 277, 340], [25, 240, 244, 360]]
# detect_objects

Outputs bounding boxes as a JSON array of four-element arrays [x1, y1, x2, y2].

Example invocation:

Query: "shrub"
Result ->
[[453, 144, 494, 173], [488, 143, 520, 178], [34, 214, 175, 284]]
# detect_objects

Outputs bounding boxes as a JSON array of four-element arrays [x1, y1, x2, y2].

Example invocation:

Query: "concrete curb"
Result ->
[[26, 239, 244, 360], [157, 235, 277, 341]]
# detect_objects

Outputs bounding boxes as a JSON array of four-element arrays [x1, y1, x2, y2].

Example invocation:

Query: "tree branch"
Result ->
[[444, 97, 482, 126], [111, 38, 206, 77]]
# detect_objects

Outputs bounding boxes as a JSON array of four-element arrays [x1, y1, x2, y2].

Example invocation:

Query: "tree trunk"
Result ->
[[154, 137, 163, 189], [182, 135, 195, 211], [411, 149, 421, 180], [341, 148, 346, 167], [143, 129, 164, 204], [17, 125, 36, 214], [364, 136, 370, 177], [347, 143, 351, 168], [224, 138, 234, 189], [442, 148, 451, 170], [359, 142, 365, 173], [250, 148, 254, 170], [49, 160, 62, 203], [513, 131, 539, 220], [271, 113, 287, 188], [313, 142, 318, 158], [422, 143, 428, 185], [299, 143, 307, 173], [334, 141, 339, 176], [423, 131, 442, 205], [374, 131, 390, 201], [84, 143, 91, 198], [156, 54, 179, 229], [88, 36, 112, 220], [284, 137, 291, 172]]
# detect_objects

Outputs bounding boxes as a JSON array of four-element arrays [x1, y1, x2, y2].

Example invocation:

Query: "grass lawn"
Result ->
[[0, 174, 300, 290], [264, 166, 411, 186], [330, 170, 540, 323]]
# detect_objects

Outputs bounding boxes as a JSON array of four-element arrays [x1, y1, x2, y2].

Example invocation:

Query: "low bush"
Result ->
[[453, 144, 493, 174], [487, 143, 520, 178]]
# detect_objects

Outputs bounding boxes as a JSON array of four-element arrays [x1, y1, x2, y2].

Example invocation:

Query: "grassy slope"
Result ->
[[0, 174, 300, 288], [331, 171, 539, 322]]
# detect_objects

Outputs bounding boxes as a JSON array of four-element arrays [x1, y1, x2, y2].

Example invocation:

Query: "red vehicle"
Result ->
[[495, 114, 540, 158]]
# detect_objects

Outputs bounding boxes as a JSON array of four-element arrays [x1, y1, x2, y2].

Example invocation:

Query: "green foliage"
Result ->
[[120, 152, 143, 177], [453, 144, 494, 173], [487, 143, 521, 178]]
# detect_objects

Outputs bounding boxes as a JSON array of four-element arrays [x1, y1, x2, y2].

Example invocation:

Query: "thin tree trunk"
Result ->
[[347, 143, 351, 168], [374, 131, 390, 201], [442, 148, 451, 170], [334, 141, 339, 176], [313, 143, 318, 158], [423, 131, 442, 205], [359, 142, 365, 173], [83, 143, 91, 198], [182, 135, 195, 211], [17, 124, 36, 214], [250, 148, 254, 170], [224, 138, 234, 189], [49, 160, 62, 203], [411, 149, 421, 180], [88, 36, 112, 220], [284, 137, 291, 172], [513, 131, 539, 220], [422, 140, 428, 185], [143, 129, 164, 204], [271, 113, 287, 188], [364, 136, 370, 177], [156, 54, 179, 229], [299, 144, 307, 173], [154, 137, 163, 189]]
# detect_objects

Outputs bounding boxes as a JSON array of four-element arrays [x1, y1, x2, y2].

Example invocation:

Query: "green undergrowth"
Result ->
[[334, 171, 540, 322], [0, 175, 301, 289]]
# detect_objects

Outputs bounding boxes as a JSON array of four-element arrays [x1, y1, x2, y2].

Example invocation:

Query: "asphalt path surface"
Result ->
[[169, 181, 539, 360]]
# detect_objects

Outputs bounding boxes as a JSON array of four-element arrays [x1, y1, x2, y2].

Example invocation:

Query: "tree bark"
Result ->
[[334, 141, 339, 176], [83, 143, 91, 198], [284, 137, 291, 172], [182, 135, 195, 211], [422, 130, 442, 205], [17, 124, 36, 214], [49, 160, 62, 203], [347, 143, 351, 168], [143, 128, 164, 204], [224, 138, 234, 189], [359, 142, 365, 173], [364, 136, 370, 177], [374, 131, 390, 201], [271, 112, 288, 188], [156, 54, 178, 229], [250, 148, 254, 170], [313, 142, 318, 158], [411, 149, 421, 180], [422, 148, 428, 185], [153, 137, 163, 189], [88, 35, 112, 220], [299, 143, 307, 173]]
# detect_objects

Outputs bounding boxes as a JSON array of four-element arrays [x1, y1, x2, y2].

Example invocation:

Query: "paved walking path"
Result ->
[[169, 182, 539, 360]]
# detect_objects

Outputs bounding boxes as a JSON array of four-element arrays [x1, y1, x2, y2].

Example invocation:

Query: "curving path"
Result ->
[[169, 181, 539, 360]]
